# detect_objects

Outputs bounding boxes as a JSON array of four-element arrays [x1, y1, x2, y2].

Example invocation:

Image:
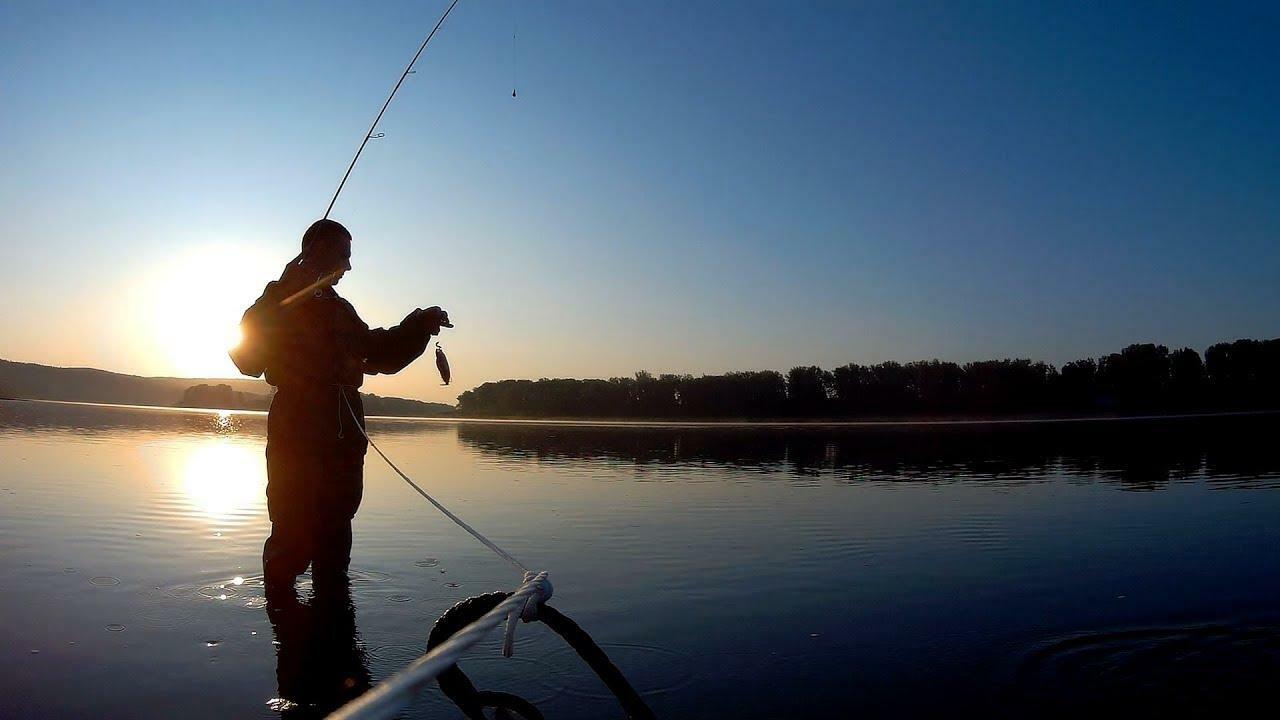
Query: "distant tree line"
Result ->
[[455, 338, 1280, 419]]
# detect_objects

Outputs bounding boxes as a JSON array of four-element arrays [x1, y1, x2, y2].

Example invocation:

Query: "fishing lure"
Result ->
[[435, 342, 451, 386]]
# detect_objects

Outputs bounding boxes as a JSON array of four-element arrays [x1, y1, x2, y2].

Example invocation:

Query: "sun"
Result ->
[[153, 294, 246, 377], [141, 245, 275, 378]]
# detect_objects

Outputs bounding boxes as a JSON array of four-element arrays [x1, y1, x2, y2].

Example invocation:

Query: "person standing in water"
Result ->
[[231, 219, 450, 591]]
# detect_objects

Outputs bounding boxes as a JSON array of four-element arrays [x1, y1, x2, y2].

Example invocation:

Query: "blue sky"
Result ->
[[1, 1, 1277, 402]]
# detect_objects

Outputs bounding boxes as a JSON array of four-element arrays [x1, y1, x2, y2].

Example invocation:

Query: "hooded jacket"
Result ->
[[232, 260, 431, 388], [232, 260, 433, 521]]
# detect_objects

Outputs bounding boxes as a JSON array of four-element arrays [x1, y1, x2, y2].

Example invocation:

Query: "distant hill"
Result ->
[[360, 393, 454, 418], [0, 359, 454, 417], [0, 359, 270, 407]]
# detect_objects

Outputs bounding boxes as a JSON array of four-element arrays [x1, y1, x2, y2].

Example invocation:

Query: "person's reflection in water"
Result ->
[[265, 579, 371, 718]]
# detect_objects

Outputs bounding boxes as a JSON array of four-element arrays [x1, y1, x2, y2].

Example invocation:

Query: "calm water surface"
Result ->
[[3, 399, 1280, 718]]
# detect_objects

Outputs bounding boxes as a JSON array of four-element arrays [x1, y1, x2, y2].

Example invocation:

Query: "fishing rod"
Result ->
[[280, 0, 466, 384], [280, 0, 463, 310], [279, 268, 346, 307], [324, 0, 464, 219]]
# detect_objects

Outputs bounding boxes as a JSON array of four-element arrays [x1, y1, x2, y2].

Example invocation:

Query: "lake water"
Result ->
[[3, 399, 1280, 718]]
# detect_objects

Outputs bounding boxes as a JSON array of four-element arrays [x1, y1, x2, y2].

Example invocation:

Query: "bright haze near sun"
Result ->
[[134, 246, 278, 379], [1, 2, 1277, 404]]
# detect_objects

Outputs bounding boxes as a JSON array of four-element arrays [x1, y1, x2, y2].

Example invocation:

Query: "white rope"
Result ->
[[341, 389, 529, 573], [329, 389, 555, 718], [328, 571, 553, 720]]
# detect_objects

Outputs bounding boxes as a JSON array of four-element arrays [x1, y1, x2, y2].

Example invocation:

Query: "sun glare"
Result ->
[[141, 245, 273, 378]]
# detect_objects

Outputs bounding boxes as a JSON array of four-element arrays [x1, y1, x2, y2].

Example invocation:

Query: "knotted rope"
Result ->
[[328, 572, 554, 720], [330, 391, 553, 720]]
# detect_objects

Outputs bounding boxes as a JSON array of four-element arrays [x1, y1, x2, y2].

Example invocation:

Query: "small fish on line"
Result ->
[[436, 343, 451, 386]]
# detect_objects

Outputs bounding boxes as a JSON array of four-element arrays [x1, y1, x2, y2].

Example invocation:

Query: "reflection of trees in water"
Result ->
[[458, 416, 1280, 491]]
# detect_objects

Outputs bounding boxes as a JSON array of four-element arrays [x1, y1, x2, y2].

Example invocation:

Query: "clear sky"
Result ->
[[2, 1, 1277, 403]]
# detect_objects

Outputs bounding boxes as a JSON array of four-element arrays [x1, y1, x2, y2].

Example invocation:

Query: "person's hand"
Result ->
[[414, 306, 452, 335], [275, 257, 317, 298]]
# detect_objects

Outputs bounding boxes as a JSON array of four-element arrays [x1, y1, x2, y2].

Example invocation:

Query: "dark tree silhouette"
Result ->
[[1169, 347, 1206, 407], [1097, 344, 1171, 409], [1206, 338, 1280, 408], [1059, 358, 1098, 410], [906, 360, 964, 414], [961, 359, 1056, 413], [454, 337, 1280, 419], [786, 366, 833, 416]]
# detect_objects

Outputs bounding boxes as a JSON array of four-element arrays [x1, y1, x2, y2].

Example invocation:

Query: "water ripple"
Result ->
[[1012, 622, 1280, 713], [543, 642, 697, 699]]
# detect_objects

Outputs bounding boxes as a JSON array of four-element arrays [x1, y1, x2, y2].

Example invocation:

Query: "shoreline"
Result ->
[[432, 409, 1280, 428], [5, 397, 1278, 428]]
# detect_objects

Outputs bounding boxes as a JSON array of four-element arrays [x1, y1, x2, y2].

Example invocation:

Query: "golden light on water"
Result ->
[[179, 439, 265, 520]]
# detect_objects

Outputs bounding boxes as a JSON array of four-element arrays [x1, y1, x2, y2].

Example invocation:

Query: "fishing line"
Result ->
[[323, 0, 464, 219], [511, 0, 518, 98], [341, 391, 528, 574]]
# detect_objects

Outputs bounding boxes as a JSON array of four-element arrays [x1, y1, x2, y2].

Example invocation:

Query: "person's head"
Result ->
[[301, 219, 353, 284]]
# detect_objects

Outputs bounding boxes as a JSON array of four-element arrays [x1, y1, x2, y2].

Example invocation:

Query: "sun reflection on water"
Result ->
[[180, 439, 265, 520]]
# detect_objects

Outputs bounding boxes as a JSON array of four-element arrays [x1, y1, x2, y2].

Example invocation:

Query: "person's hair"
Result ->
[[301, 218, 352, 256]]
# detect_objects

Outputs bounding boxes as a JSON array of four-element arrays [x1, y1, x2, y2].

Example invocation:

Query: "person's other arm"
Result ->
[[359, 306, 450, 376]]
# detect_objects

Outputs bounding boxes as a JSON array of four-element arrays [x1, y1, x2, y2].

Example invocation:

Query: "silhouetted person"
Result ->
[[265, 580, 371, 718], [231, 219, 449, 591]]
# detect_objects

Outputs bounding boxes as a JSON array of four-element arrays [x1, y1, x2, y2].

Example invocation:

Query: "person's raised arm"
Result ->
[[361, 306, 451, 376]]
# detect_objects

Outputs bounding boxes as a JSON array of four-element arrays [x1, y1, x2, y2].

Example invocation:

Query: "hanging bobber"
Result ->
[[435, 342, 451, 386]]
